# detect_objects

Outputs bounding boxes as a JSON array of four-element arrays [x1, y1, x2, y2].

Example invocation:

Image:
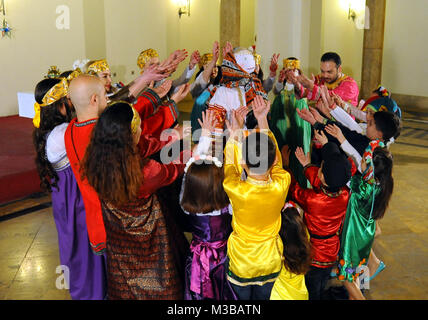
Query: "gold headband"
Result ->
[[198, 53, 213, 69], [283, 59, 300, 70], [87, 59, 110, 75], [253, 53, 261, 66], [137, 49, 159, 70], [33, 78, 69, 128], [108, 101, 140, 135], [66, 68, 82, 83]]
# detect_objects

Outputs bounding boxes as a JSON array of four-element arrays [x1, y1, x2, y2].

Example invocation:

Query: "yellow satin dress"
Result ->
[[270, 265, 309, 300], [223, 130, 291, 285]]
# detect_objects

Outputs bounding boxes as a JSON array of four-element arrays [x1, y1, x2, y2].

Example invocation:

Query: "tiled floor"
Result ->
[[0, 108, 427, 300]]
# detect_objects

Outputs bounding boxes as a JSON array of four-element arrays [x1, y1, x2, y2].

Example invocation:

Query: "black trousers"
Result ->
[[305, 265, 333, 300], [229, 281, 275, 300]]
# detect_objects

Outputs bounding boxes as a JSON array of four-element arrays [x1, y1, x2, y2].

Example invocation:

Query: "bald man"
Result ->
[[65, 75, 191, 258], [65, 75, 109, 261]]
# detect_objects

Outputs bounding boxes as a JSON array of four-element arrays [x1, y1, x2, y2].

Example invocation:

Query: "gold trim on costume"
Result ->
[[283, 59, 300, 70], [87, 59, 110, 75], [253, 53, 262, 66], [246, 175, 273, 186], [33, 78, 69, 128], [226, 275, 277, 287], [323, 74, 348, 90], [137, 48, 159, 70]]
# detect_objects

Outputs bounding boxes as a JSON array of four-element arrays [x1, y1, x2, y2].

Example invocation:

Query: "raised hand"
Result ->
[[314, 129, 328, 146], [309, 106, 325, 123], [325, 124, 346, 144], [197, 110, 218, 137], [152, 80, 172, 99], [222, 41, 234, 58], [295, 147, 310, 167], [170, 83, 191, 104], [315, 93, 332, 119], [212, 41, 220, 63], [332, 92, 345, 109], [320, 85, 334, 108], [297, 73, 315, 91], [140, 63, 170, 83], [251, 95, 270, 129], [286, 69, 300, 86], [296, 108, 316, 125], [160, 49, 188, 75], [236, 105, 249, 120], [269, 53, 280, 77], [189, 50, 201, 70], [225, 109, 244, 139]]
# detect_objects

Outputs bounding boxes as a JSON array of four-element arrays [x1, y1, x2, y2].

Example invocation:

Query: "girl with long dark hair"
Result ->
[[270, 202, 312, 300], [32, 77, 107, 300], [180, 110, 237, 300], [327, 131, 394, 300], [82, 101, 187, 300]]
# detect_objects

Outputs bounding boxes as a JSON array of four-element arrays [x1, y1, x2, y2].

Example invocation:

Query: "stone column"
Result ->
[[220, 0, 241, 49], [360, 0, 386, 99]]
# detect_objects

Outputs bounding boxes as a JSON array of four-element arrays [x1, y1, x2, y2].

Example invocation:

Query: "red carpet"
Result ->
[[0, 116, 41, 204]]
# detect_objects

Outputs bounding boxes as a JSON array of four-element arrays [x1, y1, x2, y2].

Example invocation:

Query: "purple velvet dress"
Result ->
[[182, 204, 237, 300], [47, 124, 107, 300]]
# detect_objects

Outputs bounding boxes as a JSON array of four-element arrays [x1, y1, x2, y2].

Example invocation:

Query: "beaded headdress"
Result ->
[[283, 58, 300, 70], [137, 48, 159, 70], [86, 59, 110, 75], [45, 66, 61, 79]]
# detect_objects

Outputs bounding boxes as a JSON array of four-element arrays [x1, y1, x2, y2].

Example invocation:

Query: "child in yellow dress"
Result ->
[[223, 96, 291, 300], [270, 201, 312, 300]]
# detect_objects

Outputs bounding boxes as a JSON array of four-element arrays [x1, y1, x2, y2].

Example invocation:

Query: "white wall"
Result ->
[[0, 0, 86, 116], [382, 0, 428, 97], [103, 0, 168, 84], [255, 0, 311, 76]]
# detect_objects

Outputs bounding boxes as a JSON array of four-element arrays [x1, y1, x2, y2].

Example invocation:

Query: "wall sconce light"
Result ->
[[345, 0, 368, 30], [348, 6, 357, 21], [177, 0, 190, 18]]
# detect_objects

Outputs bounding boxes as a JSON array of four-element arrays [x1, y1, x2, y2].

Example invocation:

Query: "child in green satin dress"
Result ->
[[326, 130, 394, 300]]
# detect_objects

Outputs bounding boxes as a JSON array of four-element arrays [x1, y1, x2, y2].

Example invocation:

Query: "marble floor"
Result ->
[[0, 108, 427, 300]]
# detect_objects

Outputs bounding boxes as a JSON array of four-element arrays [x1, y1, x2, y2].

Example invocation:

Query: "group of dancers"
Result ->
[[32, 40, 402, 300]]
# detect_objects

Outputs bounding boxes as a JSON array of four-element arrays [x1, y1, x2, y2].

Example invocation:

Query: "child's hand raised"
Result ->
[[225, 110, 244, 140], [295, 147, 310, 167], [198, 110, 218, 137], [296, 108, 316, 125], [309, 106, 325, 123], [325, 124, 346, 144], [314, 129, 328, 146]]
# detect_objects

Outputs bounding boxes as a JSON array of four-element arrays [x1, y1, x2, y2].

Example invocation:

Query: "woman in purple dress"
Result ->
[[32, 78, 107, 300], [179, 110, 237, 300]]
